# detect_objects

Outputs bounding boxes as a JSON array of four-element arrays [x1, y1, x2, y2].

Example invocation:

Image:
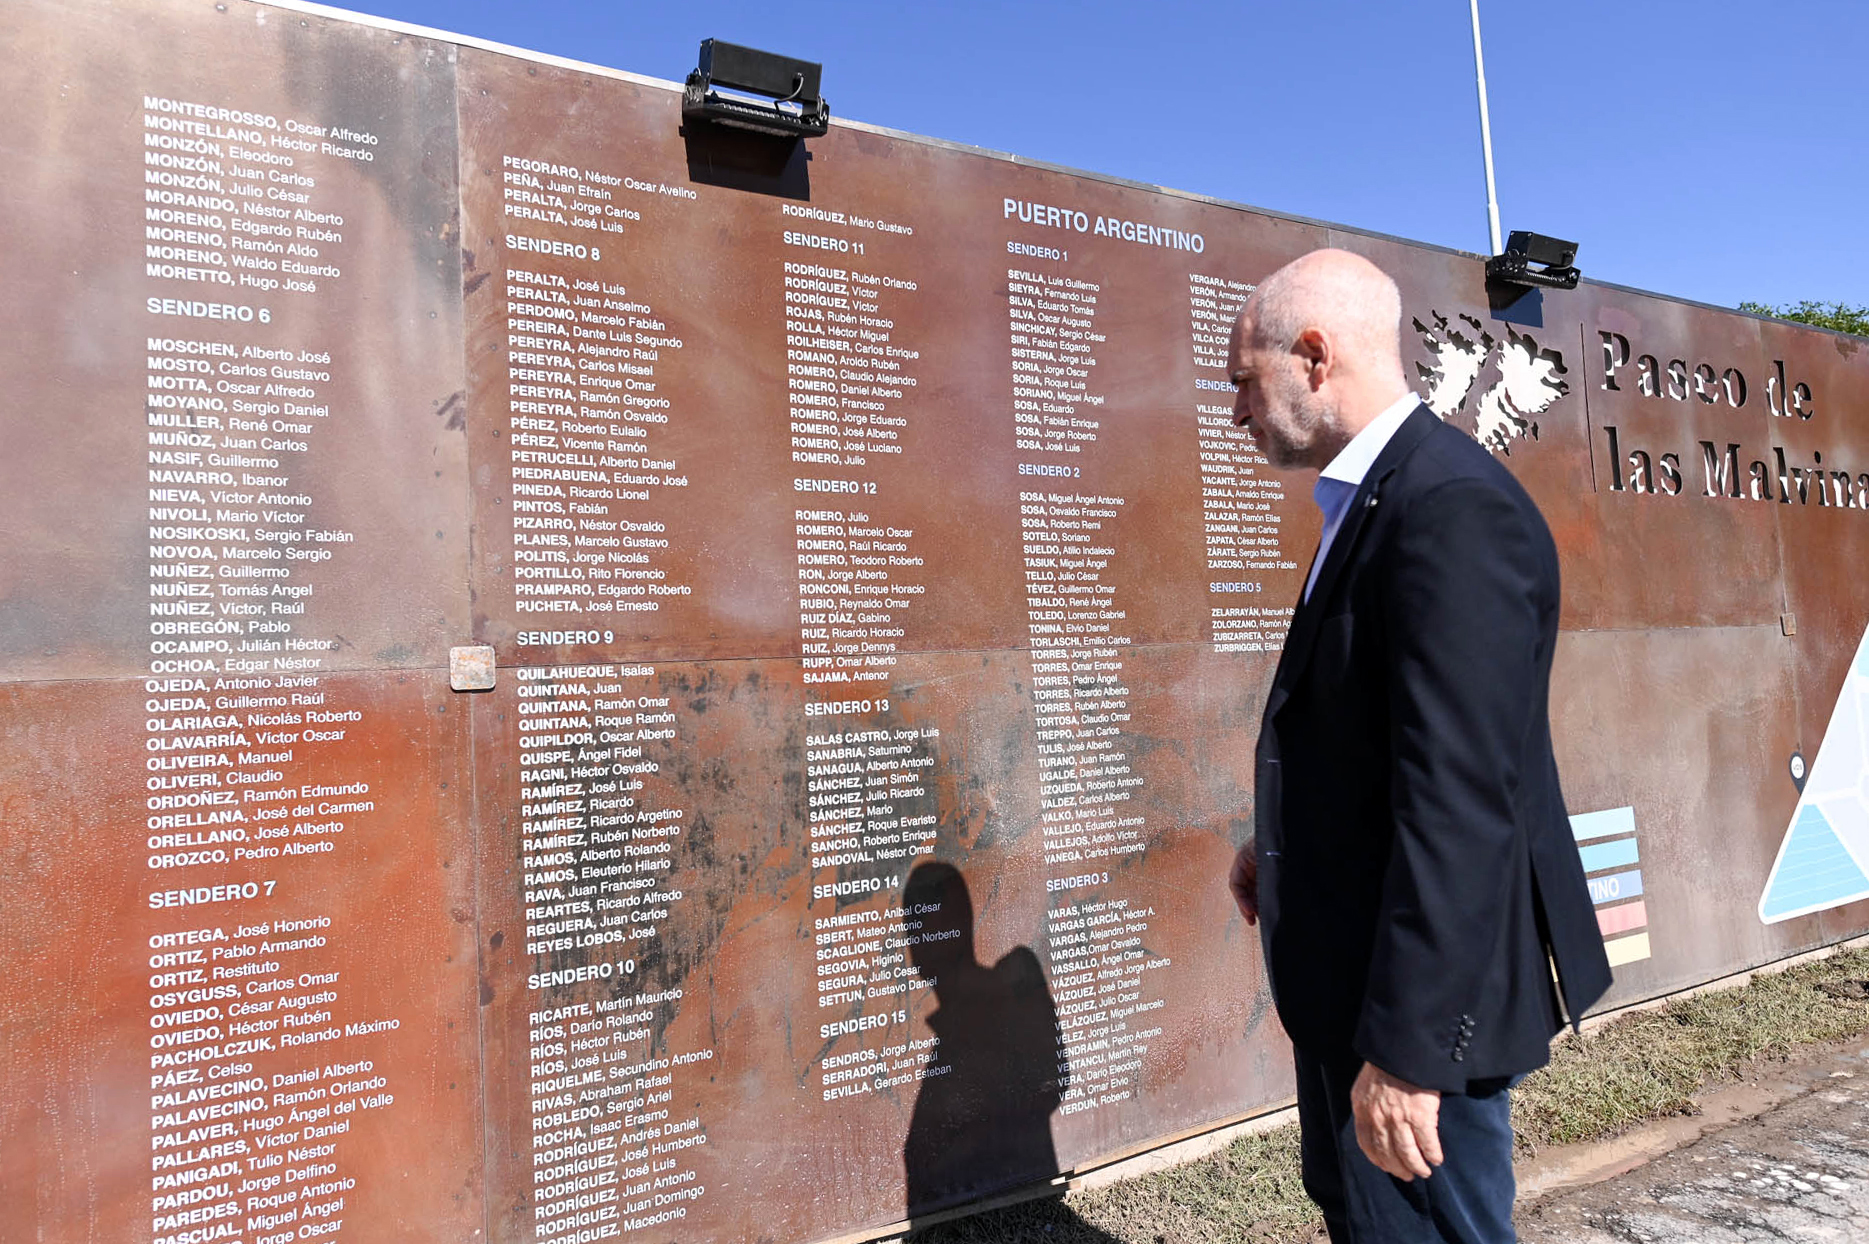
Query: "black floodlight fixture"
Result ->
[[683, 40, 829, 139], [1485, 230, 1581, 291]]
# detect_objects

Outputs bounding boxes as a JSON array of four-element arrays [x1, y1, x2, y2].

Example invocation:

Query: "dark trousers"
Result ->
[[1293, 1046, 1516, 1244]]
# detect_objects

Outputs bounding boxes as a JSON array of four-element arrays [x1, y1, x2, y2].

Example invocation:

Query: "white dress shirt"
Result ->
[[1302, 392, 1422, 603]]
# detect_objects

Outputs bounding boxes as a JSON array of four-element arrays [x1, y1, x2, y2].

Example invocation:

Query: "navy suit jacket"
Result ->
[[1255, 405, 1612, 1093]]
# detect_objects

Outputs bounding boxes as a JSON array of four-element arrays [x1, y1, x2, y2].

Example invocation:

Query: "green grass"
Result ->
[[908, 946, 1869, 1244], [1512, 946, 1869, 1152]]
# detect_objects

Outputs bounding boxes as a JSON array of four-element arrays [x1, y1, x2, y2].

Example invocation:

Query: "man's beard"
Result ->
[[1259, 378, 1333, 469]]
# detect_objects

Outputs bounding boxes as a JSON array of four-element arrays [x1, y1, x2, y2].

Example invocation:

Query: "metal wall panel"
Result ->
[[452, 49, 1318, 1239], [0, 2, 479, 1240]]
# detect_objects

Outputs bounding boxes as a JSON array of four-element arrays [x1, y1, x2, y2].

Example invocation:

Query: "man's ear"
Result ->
[[1295, 327, 1331, 390]]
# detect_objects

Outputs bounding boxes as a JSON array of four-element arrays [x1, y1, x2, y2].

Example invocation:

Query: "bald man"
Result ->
[[1225, 250, 1610, 1244]]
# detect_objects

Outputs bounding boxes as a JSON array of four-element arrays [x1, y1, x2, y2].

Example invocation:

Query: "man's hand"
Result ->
[[1350, 1063, 1442, 1181], [1228, 841, 1258, 924]]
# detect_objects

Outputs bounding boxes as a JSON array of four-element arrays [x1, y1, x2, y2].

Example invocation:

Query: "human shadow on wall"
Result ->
[[902, 860, 1108, 1237]]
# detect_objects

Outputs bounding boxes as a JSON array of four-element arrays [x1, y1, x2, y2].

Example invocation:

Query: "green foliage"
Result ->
[[1739, 299, 1869, 338]]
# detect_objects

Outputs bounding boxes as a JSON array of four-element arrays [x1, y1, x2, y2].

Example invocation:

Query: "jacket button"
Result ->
[[1452, 1051, 1464, 1062]]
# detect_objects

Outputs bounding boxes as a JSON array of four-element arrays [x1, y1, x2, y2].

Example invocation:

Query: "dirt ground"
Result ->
[[1518, 1035, 1869, 1242]]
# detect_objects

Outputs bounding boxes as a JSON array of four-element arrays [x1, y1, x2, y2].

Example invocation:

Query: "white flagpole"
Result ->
[[1469, 0, 1504, 256]]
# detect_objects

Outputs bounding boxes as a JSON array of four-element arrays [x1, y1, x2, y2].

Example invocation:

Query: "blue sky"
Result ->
[[341, 0, 1865, 312]]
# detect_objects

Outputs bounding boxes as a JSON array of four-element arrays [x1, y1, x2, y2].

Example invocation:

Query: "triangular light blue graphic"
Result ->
[[1759, 621, 1869, 924], [1759, 806, 1869, 922]]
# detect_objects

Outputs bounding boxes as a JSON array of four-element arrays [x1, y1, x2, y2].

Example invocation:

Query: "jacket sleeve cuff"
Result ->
[[1352, 1005, 1473, 1095]]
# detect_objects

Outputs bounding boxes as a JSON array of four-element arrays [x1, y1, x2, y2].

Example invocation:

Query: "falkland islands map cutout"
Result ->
[[1412, 311, 1570, 454], [1759, 623, 1869, 923]]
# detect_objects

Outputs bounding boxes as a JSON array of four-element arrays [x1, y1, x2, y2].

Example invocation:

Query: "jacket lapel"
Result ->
[[1271, 405, 1439, 708]]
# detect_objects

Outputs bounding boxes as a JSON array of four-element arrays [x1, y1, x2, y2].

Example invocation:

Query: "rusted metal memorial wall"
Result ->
[[3, 1, 1868, 1240]]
